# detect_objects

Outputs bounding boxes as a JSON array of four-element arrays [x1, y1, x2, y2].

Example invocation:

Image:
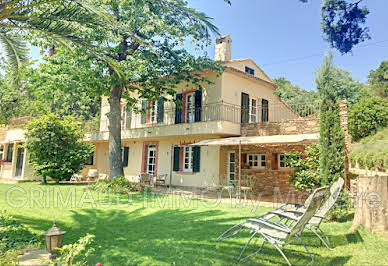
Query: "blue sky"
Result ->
[[25, 0, 388, 90], [188, 0, 388, 90]]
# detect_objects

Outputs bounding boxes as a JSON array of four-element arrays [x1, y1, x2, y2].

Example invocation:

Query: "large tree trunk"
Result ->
[[108, 84, 124, 180]]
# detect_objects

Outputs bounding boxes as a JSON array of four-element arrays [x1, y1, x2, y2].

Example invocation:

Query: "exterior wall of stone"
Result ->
[[220, 143, 314, 197], [241, 115, 319, 137]]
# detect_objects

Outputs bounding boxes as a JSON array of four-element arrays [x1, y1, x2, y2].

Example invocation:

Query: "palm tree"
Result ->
[[0, 0, 116, 87]]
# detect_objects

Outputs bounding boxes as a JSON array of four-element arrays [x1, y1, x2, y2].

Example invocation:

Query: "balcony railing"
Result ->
[[120, 102, 242, 130]]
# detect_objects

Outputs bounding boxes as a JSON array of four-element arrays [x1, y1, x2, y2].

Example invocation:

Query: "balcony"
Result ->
[[90, 102, 242, 141]]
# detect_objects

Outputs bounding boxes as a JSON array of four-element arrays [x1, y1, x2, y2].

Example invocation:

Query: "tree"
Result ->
[[368, 60, 388, 98], [348, 96, 388, 141], [320, 0, 370, 54], [25, 49, 103, 121], [31, 0, 223, 180], [273, 78, 320, 116], [326, 66, 363, 104], [25, 114, 94, 183], [0, 0, 119, 87], [315, 53, 345, 185]]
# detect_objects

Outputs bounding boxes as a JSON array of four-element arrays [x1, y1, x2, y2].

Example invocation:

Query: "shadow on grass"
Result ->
[[12, 202, 354, 265]]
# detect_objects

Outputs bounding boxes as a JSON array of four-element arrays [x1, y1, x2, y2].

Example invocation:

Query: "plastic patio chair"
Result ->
[[216, 186, 329, 265], [262, 177, 344, 250]]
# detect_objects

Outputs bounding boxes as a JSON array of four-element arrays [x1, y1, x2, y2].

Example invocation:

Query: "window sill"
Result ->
[[174, 171, 197, 175]]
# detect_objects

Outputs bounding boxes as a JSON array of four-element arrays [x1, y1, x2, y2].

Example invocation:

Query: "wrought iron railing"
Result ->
[[120, 102, 242, 130]]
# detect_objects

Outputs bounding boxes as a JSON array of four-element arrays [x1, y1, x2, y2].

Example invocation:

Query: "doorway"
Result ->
[[147, 145, 157, 176]]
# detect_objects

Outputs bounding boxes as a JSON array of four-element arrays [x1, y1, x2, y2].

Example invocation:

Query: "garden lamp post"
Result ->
[[43, 221, 66, 259]]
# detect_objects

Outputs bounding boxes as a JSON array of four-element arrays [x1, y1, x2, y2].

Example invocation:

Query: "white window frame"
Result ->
[[278, 154, 287, 168], [247, 154, 266, 168], [150, 101, 158, 124], [228, 151, 236, 184], [147, 145, 157, 176], [183, 146, 194, 172], [249, 98, 259, 123], [185, 92, 195, 123]]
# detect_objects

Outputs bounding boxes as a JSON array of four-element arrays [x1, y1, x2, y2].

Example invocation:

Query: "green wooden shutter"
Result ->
[[173, 146, 180, 171], [175, 94, 182, 124], [241, 93, 250, 123], [194, 90, 202, 122], [193, 146, 201, 173], [141, 100, 147, 124], [157, 97, 164, 123], [122, 147, 129, 167]]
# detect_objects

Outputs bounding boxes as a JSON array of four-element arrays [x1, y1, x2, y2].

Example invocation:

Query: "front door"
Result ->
[[147, 145, 156, 176], [15, 145, 24, 177], [228, 152, 236, 185]]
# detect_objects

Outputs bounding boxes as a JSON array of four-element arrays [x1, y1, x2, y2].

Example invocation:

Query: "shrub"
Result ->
[[326, 190, 353, 222], [50, 234, 95, 266], [348, 96, 388, 142], [286, 143, 321, 192], [0, 211, 40, 254], [88, 177, 146, 194], [25, 114, 95, 183]]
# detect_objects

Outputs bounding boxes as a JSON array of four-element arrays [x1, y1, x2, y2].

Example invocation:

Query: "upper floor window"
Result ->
[[250, 98, 258, 123], [185, 93, 195, 123], [141, 98, 164, 125], [245, 66, 255, 76]]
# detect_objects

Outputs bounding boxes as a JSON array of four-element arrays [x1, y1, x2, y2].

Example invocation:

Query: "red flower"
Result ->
[[95, 263, 102, 266]]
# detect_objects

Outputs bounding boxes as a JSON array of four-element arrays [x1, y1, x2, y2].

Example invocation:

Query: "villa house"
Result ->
[[1, 35, 337, 196], [81, 35, 318, 194]]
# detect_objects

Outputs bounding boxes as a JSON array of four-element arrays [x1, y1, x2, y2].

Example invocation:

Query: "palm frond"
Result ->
[[0, 32, 28, 87], [161, 0, 220, 37]]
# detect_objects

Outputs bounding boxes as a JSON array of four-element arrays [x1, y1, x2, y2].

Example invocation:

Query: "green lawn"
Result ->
[[1, 182, 387, 265]]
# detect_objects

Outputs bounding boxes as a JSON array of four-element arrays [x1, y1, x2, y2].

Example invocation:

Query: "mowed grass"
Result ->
[[0, 182, 387, 265]]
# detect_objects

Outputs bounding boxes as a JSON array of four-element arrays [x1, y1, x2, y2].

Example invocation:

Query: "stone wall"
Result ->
[[221, 143, 311, 198], [241, 114, 319, 137]]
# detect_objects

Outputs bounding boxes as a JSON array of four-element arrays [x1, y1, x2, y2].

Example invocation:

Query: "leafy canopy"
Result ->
[[368, 60, 388, 98], [25, 114, 95, 182]]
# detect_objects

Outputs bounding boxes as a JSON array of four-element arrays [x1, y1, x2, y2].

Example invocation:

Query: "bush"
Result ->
[[286, 143, 321, 192], [326, 190, 353, 222], [349, 96, 388, 142], [50, 234, 95, 266], [88, 177, 146, 194], [25, 114, 95, 183], [0, 211, 40, 254]]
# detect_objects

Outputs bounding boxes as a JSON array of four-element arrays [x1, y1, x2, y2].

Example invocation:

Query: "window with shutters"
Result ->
[[173, 145, 200, 173]]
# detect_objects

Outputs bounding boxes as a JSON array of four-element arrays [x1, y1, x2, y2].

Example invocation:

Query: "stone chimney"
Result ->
[[215, 35, 232, 61]]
